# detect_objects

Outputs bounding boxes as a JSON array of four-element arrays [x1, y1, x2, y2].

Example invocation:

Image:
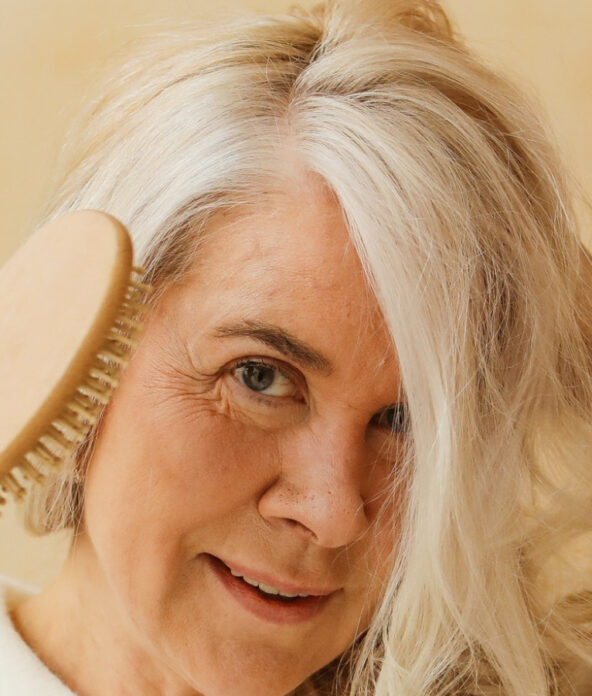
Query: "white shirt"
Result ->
[[0, 576, 76, 696]]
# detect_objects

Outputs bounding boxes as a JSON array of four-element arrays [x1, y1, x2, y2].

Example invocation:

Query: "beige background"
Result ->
[[1, 0, 591, 587]]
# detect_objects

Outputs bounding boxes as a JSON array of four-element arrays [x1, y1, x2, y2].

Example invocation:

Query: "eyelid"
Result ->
[[231, 357, 302, 383]]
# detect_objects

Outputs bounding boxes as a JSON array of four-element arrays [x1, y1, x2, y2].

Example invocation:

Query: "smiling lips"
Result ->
[[229, 568, 313, 599], [206, 554, 338, 624]]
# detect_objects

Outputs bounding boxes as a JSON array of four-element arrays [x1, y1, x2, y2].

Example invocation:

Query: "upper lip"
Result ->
[[213, 555, 340, 598]]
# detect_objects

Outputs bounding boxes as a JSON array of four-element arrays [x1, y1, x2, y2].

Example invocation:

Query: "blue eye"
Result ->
[[233, 361, 298, 398], [372, 403, 409, 434]]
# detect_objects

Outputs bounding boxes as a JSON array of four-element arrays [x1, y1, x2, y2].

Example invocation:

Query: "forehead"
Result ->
[[206, 185, 350, 275], [171, 181, 395, 371]]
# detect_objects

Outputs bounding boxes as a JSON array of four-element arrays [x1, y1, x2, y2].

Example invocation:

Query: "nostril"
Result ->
[[282, 516, 317, 540]]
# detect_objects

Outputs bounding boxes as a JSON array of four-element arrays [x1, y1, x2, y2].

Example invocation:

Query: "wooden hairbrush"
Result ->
[[0, 210, 151, 506]]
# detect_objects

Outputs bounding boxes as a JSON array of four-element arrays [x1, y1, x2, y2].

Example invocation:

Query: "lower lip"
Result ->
[[206, 555, 333, 625]]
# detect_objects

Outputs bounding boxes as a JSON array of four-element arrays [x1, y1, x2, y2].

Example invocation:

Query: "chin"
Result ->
[[167, 637, 322, 696]]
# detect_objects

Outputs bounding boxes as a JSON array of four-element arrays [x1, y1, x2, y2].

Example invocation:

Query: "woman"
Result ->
[[2, 0, 591, 694]]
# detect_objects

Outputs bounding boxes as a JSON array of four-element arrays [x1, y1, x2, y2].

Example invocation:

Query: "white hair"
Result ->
[[26, 1, 592, 694]]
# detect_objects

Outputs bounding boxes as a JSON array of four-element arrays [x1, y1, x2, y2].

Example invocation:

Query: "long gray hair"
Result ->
[[26, 1, 592, 693]]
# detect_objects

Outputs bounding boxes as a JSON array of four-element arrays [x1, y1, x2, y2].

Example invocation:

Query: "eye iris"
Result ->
[[241, 364, 276, 392], [382, 404, 409, 433]]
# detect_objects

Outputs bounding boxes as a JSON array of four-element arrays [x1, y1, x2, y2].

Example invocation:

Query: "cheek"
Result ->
[[86, 400, 276, 528], [82, 355, 281, 582], [355, 464, 406, 617]]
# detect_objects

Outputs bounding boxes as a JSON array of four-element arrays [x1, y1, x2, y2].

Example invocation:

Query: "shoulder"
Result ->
[[0, 575, 76, 696]]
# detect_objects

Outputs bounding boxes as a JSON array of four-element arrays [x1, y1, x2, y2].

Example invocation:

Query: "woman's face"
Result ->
[[81, 177, 406, 696]]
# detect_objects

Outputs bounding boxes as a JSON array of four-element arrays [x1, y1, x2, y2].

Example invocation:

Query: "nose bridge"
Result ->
[[257, 417, 370, 549], [302, 420, 365, 494]]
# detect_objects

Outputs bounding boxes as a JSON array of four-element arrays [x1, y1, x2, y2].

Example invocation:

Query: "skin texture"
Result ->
[[13, 175, 406, 696]]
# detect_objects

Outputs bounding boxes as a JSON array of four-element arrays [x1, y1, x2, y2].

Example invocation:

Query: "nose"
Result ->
[[257, 422, 371, 548]]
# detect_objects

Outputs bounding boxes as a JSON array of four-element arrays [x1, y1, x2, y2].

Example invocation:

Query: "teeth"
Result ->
[[243, 575, 263, 589], [257, 582, 280, 595], [230, 569, 309, 598]]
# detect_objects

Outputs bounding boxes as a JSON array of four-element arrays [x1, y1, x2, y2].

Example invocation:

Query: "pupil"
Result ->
[[243, 364, 275, 392]]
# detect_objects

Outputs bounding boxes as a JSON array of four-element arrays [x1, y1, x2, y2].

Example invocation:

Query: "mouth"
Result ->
[[205, 554, 336, 624], [228, 568, 313, 601]]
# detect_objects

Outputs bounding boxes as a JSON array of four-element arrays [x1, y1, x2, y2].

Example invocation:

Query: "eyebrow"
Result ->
[[212, 320, 333, 373]]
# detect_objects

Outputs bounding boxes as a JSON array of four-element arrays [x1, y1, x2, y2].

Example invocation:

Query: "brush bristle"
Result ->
[[0, 267, 151, 507]]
